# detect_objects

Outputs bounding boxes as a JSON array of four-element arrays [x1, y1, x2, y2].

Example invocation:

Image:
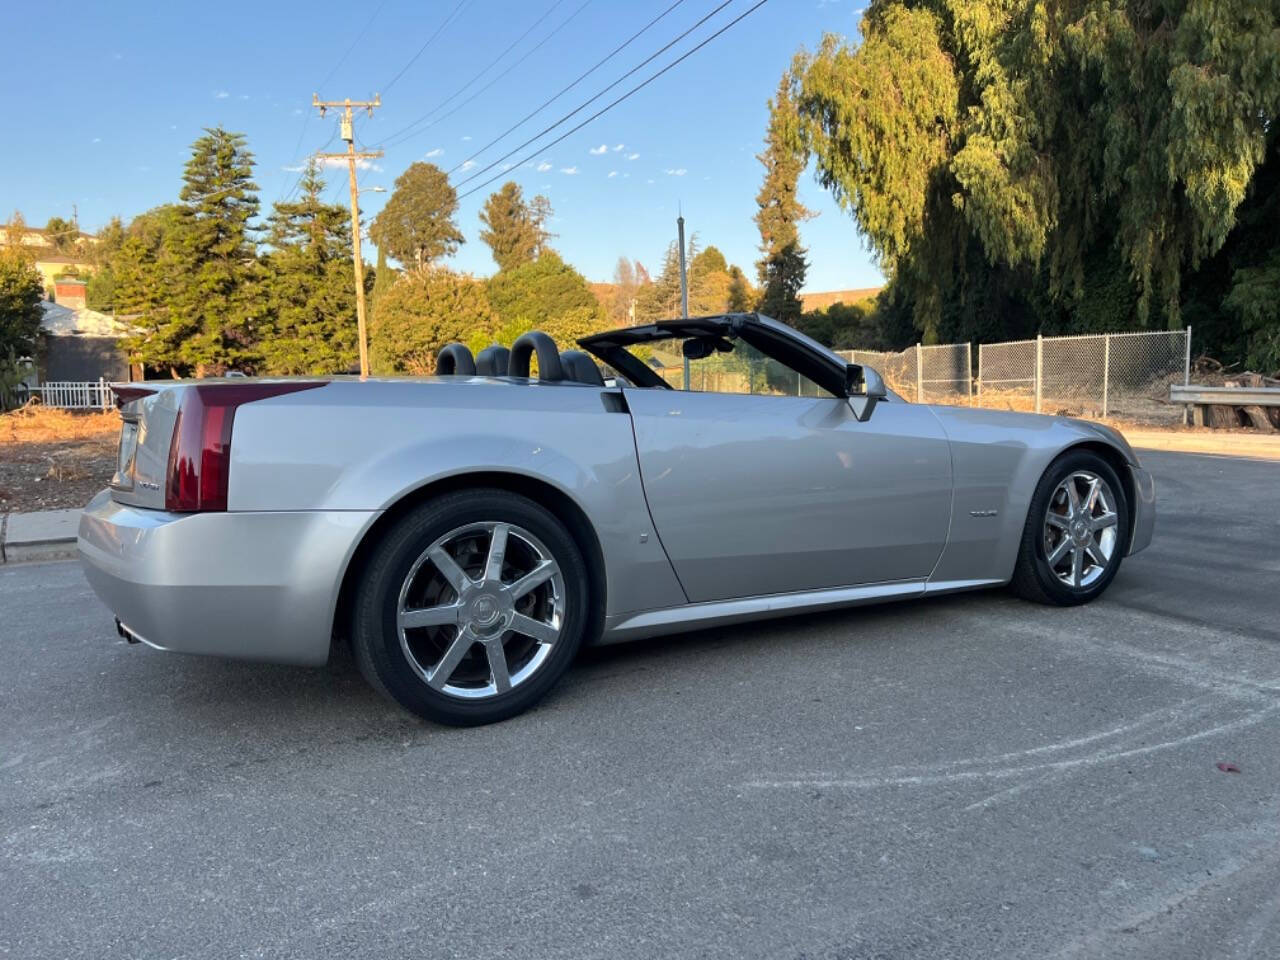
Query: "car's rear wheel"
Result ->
[[1011, 450, 1129, 606], [352, 489, 589, 725]]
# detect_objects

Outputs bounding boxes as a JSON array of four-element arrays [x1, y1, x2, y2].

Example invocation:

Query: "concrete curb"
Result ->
[[1, 509, 80, 565]]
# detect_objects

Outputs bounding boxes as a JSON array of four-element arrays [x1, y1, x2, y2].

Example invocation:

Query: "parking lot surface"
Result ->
[[2, 449, 1278, 959]]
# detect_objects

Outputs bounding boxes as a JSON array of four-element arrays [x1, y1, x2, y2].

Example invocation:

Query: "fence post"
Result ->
[[1034, 334, 1043, 414], [1101, 334, 1110, 419], [976, 344, 983, 405], [99, 376, 108, 412], [915, 343, 923, 403], [966, 343, 973, 406], [1184, 325, 1191, 385]]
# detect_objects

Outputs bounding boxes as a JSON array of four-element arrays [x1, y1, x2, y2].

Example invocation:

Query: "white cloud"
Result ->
[[320, 156, 381, 171], [214, 90, 230, 99], [626, 152, 639, 160], [646, 178, 655, 184], [91, 137, 102, 144], [460, 159, 476, 171], [607, 170, 618, 178], [560, 166, 579, 175], [664, 168, 687, 176], [501, 162, 514, 170], [238, 94, 250, 101], [536, 160, 553, 172], [282, 163, 306, 172], [424, 147, 444, 158], [461, 135, 472, 141], [291, 108, 303, 116], [612, 143, 624, 151], [588, 144, 608, 155]]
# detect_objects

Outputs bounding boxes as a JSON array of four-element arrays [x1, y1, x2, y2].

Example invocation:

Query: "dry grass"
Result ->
[[0, 402, 120, 446]]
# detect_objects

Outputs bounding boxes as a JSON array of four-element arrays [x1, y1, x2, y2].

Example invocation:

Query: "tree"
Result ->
[[154, 127, 263, 375], [86, 216, 126, 311], [478, 181, 553, 271], [44, 216, 78, 253], [4, 212, 28, 248], [370, 267, 497, 374], [755, 75, 811, 324], [372, 162, 463, 268], [258, 159, 360, 374], [787, 2, 1280, 356], [726, 265, 754, 312], [485, 250, 604, 349], [370, 244, 397, 319], [0, 248, 44, 359], [115, 205, 188, 375], [633, 241, 684, 323]]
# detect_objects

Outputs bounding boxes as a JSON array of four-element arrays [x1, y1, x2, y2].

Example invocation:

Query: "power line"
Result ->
[[444, 0, 687, 175], [376, 0, 583, 149], [457, 0, 769, 201], [380, 0, 475, 95], [318, 0, 392, 91], [451, 0, 737, 191]]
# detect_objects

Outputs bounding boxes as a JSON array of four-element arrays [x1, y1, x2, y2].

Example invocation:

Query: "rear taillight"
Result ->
[[165, 382, 323, 512]]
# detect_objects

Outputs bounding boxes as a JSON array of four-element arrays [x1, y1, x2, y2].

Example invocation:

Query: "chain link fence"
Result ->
[[634, 327, 1190, 425], [977, 328, 1190, 424]]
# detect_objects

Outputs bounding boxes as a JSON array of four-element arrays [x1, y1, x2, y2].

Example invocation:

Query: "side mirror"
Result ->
[[846, 363, 886, 422]]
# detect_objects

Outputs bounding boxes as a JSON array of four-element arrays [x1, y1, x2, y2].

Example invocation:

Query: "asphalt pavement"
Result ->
[[2, 449, 1278, 959]]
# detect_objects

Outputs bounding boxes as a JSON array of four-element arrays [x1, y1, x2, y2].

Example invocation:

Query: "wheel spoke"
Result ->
[[1070, 546, 1084, 587], [1084, 477, 1101, 513], [1091, 511, 1118, 531], [485, 640, 511, 693], [428, 545, 471, 594], [399, 602, 462, 631], [1045, 511, 1070, 531], [1064, 478, 1082, 516], [484, 523, 509, 584], [1085, 541, 1108, 568], [427, 632, 474, 690], [1046, 537, 1072, 566], [507, 560, 555, 600], [510, 613, 558, 645]]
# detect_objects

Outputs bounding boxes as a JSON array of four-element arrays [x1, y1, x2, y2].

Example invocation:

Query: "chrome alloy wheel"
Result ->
[[396, 521, 565, 700], [1042, 470, 1120, 589]]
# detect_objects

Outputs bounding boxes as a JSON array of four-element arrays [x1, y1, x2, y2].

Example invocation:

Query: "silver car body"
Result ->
[[79, 321, 1155, 666]]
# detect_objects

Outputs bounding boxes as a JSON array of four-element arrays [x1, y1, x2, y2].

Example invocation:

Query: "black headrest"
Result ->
[[476, 344, 510, 377], [560, 350, 604, 386], [435, 342, 476, 376], [509, 331, 564, 381]]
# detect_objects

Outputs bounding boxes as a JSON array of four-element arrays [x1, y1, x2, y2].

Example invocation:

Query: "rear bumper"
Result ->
[[1127, 464, 1156, 556], [77, 490, 376, 666]]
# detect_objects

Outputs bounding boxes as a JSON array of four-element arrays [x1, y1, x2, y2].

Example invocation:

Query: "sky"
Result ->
[[3, 0, 881, 292]]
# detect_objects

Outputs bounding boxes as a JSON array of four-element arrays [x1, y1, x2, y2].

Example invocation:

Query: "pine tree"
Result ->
[[634, 241, 684, 323], [478, 182, 553, 271], [116, 206, 188, 376], [0, 247, 44, 358], [168, 127, 263, 374], [372, 162, 463, 268], [259, 159, 359, 374], [371, 244, 395, 319], [755, 76, 810, 324]]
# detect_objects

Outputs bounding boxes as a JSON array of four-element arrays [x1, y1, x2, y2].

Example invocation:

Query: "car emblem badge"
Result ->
[[473, 596, 499, 626]]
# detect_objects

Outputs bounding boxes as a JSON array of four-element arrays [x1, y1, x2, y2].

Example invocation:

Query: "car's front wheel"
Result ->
[[352, 489, 589, 725], [1011, 450, 1130, 606]]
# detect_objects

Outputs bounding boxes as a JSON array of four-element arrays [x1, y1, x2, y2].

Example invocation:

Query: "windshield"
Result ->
[[625, 336, 831, 397]]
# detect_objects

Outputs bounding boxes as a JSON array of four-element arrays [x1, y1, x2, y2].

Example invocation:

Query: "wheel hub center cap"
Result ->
[[472, 595, 501, 627], [1072, 519, 1089, 542]]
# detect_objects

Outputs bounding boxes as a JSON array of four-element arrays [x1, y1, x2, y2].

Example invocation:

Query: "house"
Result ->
[[36, 280, 136, 384], [0, 224, 98, 296]]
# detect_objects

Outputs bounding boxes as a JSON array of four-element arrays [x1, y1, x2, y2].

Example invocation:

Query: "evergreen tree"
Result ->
[[371, 267, 497, 374], [86, 216, 126, 311], [116, 206, 188, 376], [726, 265, 753, 312], [634, 241, 684, 323], [259, 159, 359, 374], [44, 216, 78, 253], [372, 162, 463, 268], [162, 127, 263, 374], [485, 250, 603, 348], [478, 182, 553, 271], [370, 244, 396, 320], [0, 248, 44, 358], [755, 76, 810, 324]]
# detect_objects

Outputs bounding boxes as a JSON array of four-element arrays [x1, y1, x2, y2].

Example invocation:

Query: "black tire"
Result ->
[[352, 489, 590, 726], [1011, 450, 1130, 606]]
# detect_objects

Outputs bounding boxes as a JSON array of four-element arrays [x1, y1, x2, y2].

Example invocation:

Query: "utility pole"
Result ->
[[313, 93, 382, 379], [677, 214, 690, 390]]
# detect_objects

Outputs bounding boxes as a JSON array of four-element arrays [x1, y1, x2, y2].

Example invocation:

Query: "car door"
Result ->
[[623, 387, 953, 603]]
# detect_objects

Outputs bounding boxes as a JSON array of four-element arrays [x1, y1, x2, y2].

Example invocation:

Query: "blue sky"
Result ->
[[4, 0, 880, 292]]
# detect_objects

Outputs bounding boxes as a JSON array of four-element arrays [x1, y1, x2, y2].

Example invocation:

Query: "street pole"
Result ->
[[313, 94, 382, 380], [677, 214, 690, 391]]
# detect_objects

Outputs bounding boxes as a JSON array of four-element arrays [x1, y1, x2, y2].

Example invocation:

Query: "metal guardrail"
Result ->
[[1170, 384, 1280, 407]]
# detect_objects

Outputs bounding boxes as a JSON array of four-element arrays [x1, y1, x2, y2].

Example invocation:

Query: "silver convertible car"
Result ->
[[80, 314, 1154, 725]]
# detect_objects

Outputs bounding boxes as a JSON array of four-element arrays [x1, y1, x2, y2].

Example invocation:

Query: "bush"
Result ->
[[370, 267, 497, 375]]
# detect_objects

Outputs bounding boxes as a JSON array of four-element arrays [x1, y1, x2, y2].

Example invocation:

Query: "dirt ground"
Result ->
[[0, 405, 119, 513]]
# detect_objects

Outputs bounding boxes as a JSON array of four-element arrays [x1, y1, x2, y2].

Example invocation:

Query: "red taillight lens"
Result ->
[[165, 382, 323, 512]]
